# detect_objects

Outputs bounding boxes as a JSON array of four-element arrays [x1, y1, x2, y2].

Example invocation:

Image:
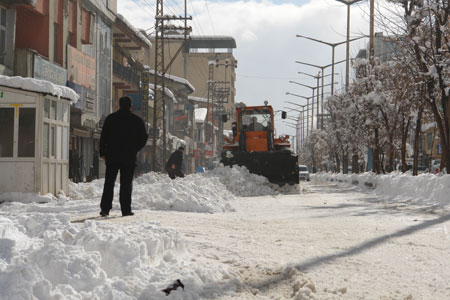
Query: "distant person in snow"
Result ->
[[99, 96, 148, 217], [166, 146, 185, 179]]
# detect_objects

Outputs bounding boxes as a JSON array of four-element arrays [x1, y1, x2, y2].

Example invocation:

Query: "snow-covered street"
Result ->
[[144, 182, 450, 300], [1, 168, 450, 299]]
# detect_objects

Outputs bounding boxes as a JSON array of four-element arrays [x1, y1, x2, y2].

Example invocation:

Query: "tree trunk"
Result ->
[[335, 153, 341, 173], [352, 152, 359, 174], [373, 128, 380, 174], [413, 108, 423, 176], [342, 151, 349, 174], [400, 117, 411, 173]]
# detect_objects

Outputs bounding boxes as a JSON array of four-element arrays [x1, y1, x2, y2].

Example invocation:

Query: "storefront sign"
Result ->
[[193, 149, 201, 158], [33, 55, 67, 86], [67, 45, 96, 91]]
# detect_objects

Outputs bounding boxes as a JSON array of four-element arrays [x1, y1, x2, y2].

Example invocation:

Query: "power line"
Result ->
[[204, 0, 216, 35]]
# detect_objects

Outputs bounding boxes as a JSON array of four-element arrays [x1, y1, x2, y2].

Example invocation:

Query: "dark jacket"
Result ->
[[99, 109, 148, 165], [166, 149, 183, 170]]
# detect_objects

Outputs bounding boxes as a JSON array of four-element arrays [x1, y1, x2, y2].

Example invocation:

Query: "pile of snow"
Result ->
[[313, 171, 450, 208], [0, 165, 295, 300], [0, 211, 240, 299], [205, 165, 281, 197], [68, 171, 235, 214]]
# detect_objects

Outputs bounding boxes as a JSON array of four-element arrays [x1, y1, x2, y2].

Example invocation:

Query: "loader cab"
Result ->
[[237, 107, 274, 152], [239, 109, 272, 132]]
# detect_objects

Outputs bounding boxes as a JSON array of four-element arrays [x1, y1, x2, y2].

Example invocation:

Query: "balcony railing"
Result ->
[[113, 60, 140, 86]]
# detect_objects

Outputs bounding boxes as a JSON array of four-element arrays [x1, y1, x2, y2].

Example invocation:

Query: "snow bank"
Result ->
[[0, 212, 239, 300], [67, 171, 235, 214], [313, 172, 450, 208], [205, 165, 280, 197]]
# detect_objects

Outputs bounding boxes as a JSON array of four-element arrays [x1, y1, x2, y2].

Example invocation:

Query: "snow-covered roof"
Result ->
[[195, 108, 208, 123], [148, 83, 175, 100], [116, 14, 152, 47], [188, 96, 208, 103], [146, 69, 195, 93], [0, 75, 79, 103]]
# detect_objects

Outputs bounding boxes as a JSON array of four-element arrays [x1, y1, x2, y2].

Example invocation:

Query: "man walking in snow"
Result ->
[[166, 146, 185, 179], [99, 96, 148, 217]]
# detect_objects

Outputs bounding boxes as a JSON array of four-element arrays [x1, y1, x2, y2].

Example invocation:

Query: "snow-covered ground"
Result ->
[[1, 168, 449, 299]]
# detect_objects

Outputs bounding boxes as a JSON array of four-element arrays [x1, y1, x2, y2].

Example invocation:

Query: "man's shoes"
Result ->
[[122, 212, 134, 217], [100, 211, 109, 217]]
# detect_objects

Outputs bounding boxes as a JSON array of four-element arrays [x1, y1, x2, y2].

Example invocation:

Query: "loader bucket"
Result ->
[[221, 150, 299, 186]]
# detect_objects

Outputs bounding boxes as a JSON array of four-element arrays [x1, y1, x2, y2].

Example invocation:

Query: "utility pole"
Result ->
[[369, 0, 375, 65], [151, 0, 191, 171], [213, 58, 233, 156], [207, 61, 215, 147], [152, 0, 165, 171]]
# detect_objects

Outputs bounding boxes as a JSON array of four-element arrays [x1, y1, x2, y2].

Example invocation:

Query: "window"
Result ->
[[0, 107, 14, 157], [51, 100, 57, 119], [57, 102, 63, 121], [427, 133, 433, 150], [44, 98, 50, 118], [0, 7, 6, 65], [50, 125, 56, 157], [81, 8, 92, 44], [62, 127, 68, 160], [18, 108, 36, 157], [43, 123, 49, 158], [63, 103, 69, 122]]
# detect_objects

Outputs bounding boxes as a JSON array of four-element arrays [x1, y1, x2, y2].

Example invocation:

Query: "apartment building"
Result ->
[[0, 0, 153, 182]]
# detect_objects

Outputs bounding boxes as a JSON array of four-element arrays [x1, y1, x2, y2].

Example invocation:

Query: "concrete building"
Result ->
[[148, 35, 237, 129]]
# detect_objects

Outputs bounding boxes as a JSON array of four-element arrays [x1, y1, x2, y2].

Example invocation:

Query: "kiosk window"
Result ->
[[50, 125, 56, 157], [62, 127, 68, 160], [63, 103, 69, 122], [18, 108, 36, 157], [0, 108, 14, 157], [57, 102, 63, 121], [44, 99, 50, 119], [43, 123, 49, 157], [51, 101, 57, 120]]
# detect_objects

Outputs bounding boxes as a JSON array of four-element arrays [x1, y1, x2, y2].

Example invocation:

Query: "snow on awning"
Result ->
[[148, 83, 175, 100], [146, 69, 195, 93], [188, 95, 208, 103], [195, 108, 208, 123], [0, 75, 79, 103]]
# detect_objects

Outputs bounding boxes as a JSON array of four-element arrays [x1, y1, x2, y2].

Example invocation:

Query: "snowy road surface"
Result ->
[[2, 171, 450, 300], [105, 181, 450, 299]]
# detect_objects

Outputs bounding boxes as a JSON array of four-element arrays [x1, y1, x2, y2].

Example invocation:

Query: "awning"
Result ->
[[73, 128, 91, 138]]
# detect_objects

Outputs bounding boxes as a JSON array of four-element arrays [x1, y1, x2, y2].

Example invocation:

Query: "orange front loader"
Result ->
[[220, 103, 299, 186]]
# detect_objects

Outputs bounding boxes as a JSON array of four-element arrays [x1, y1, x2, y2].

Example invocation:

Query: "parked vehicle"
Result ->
[[298, 165, 310, 181], [431, 159, 441, 174]]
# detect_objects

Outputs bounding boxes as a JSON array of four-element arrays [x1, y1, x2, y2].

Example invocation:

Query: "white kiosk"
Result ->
[[0, 76, 79, 195]]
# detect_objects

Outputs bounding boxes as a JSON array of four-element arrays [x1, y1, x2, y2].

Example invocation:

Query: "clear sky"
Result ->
[[118, 0, 375, 138]]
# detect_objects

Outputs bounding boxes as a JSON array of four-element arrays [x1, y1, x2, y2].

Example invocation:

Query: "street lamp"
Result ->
[[285, 103, 309, 149], [296, 59, 345, 106], [286, 92, 314, 135], [296, 34, 366, 93], [298, 71, 339, 119], [289, 81, 335, 129], [335, 0, 366, 90]]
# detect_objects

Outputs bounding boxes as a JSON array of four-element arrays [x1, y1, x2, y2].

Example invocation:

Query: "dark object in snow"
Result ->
[[162, 279, 184, 295]]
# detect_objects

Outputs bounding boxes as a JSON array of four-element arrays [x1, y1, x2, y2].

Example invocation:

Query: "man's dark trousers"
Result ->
[[100, 163, 135, 215], [166, 166, 184, 180]]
